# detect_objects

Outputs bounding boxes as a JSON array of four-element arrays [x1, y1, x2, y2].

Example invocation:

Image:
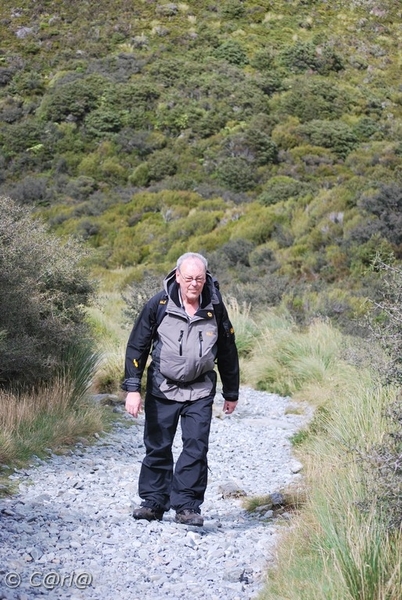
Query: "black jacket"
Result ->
[[122, 269, 239, 402]]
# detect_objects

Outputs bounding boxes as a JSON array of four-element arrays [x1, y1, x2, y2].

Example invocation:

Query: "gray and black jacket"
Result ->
[[122, 269, 239, 403]]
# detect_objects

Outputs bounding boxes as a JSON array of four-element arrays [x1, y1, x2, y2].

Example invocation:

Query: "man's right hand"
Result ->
[[125, 391, 142, 418]]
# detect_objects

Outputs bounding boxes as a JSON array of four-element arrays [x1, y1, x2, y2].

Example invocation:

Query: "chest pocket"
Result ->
[[158, 313, 218, 383]]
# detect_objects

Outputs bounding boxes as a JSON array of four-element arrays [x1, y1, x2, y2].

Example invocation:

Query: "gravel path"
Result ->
[[0, 387, 311, 600]]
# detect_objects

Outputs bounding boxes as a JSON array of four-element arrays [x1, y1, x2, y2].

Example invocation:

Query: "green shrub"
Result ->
[[8, 176, 50, 205], [345, 184, 402, 251], [221, 129, 278, 167], [9, 71, 45, 96], [221, 1, 246, 19], [352, 117, 381, 142], [271, 77, 348, 122], [0, 97, 23, 124], [216, 157, 257, 191], [0, 120, 47, 156], [84, 109, 123, 137], [103, 81, 160, 111], [221, 238, 255, 267], [65, 176, 97, 201], [213, 41, 248, 66], [0, 196, 96, 388], [250, 47, 275, 71], [297, 119, 358, 158], [129, 163, 150, 186], [122, 271, 165, 323], [147, 149, 177, 182], [39, 74, 110, 123], [259, 176, 312, 206], [100, 157, 128, 183], [246, 129, 278, 165], [280, 41, 343, 75], [116, 128, 166, 157]]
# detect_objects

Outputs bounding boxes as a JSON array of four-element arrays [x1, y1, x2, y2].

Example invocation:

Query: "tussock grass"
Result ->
[[0, 343, 109, 483], [92, 342, 126, 394], [85, 284, 131, 394], [244, 307, 402, 599], [0, 378, 105, 466], [227, 297, 260, 358], [244, 315, 345, 399]]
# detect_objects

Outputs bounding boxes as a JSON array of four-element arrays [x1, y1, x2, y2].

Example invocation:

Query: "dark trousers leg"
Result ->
[[138, 395, 181, 512], [170, 395, 214, 513]]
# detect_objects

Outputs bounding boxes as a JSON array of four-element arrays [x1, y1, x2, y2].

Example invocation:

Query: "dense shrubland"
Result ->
[[2, 3, 402, 594], [1, 0, 402, 327]]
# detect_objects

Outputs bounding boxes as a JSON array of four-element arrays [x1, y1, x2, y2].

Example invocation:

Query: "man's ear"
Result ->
[[175, 269, 180, 283]]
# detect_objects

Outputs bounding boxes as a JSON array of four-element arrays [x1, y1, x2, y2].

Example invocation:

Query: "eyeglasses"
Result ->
[[178, 269, 205, 285]]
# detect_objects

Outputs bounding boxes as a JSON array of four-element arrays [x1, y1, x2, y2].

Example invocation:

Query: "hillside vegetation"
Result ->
[[2, 4, 402, 597], [1, 0, 402, 324]]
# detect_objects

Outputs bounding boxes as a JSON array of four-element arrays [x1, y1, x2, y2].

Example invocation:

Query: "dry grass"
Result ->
[[0, 378, 106, 466]]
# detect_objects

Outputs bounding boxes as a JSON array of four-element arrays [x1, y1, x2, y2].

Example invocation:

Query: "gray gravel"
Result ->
[[0, 387, 311, 600]]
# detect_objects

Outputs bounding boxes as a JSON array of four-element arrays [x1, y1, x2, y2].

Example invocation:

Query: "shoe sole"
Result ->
[[175, 517, 204, 526], [132, 511, 163, 521]]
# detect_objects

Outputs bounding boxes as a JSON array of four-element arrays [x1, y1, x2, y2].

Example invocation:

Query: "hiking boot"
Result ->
[[132, 506, 163, 521], [175, 509, 204, 527]]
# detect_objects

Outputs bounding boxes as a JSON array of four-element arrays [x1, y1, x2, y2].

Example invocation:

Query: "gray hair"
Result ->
[[176, 252, 208, 272]]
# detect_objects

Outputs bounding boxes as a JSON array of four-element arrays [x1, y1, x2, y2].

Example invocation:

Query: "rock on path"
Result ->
[[0, 387, 311, 600]]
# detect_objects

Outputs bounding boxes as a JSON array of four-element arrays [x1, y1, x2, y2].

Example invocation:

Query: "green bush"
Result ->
[[259, 176, 312, 206], [84, 109, 123, 137], [0, 97, 24, 124], [39, 74, 110, 123], [147, 149, 178, 182], [352, 183, 402, 248], [0, 120, 48, 156], [297, 120, 358, 158], [129, 162, 150, 186], [8, 176, 50, 205], [221, 238, 255, 267], [122, 271, 165, 323], [271, 77, 348, 122], [116, 128, 166, 157], [280, 41, 343, 75], [250, 47, 275, 71], [246, 129, 278, 165], [65, 176, 97, 201], [352, 117, 381, 142], [213, 41, 248, 66], [0, 196, 96, 388], [221, 1, 246, 19], [103, 81, 160, 111], [216, 157, 257, 191]]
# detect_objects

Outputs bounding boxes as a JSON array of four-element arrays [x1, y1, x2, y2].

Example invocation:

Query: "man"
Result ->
[[122, 252, 239, 526]]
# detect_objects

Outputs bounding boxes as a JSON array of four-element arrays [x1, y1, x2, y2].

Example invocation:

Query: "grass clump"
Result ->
[[241, 302, 402, 599], [0, 342, 111, 494], [243, 315, 346, 398]]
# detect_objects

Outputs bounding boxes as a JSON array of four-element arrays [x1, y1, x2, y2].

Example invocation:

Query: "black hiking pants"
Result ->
[[138, 393, 214, 513]]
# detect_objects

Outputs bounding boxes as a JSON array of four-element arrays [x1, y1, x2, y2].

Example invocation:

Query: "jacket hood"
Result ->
[[163, 268, 218, 308]]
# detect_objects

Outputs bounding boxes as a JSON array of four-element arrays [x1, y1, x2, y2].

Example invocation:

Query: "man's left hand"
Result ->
[[223, 400, 237, 415]]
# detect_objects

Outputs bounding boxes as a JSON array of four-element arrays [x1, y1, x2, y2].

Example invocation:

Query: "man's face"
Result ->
[[176, 259, 206, 304]]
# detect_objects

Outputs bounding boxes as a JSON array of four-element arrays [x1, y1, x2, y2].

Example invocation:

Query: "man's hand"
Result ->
[[125, 391, 142, 418], [223, 400, 237, 415]]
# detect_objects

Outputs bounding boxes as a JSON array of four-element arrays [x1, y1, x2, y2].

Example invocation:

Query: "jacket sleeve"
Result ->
[[121, 294, 161, 393], [216, 300, 240, 402]]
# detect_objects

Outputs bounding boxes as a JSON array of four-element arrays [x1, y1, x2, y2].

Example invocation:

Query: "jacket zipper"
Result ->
[[198, 331, 203, 357], [178, 330, 184, 356]]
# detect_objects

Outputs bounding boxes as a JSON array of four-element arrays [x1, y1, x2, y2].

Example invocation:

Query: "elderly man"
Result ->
[[122, 252, 239, 526]]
